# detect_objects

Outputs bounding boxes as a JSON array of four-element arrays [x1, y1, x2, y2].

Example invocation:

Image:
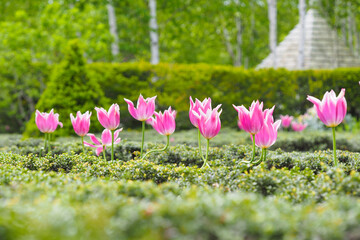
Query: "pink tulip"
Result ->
[[189, 97, 212, 128], [84, 129, 122, 157], [146, 117, 154, 126], [124, 94, 157, 121], [253, 117, 281, 149], [35, 109, 63, 133], [280, 115, 293, 128], [264, 106, 275, 122], [307, 89, 347, 127], [233, 100, 265, 135], [189, 97, 216, 159], [291, 122, 307, 132], [192, 105, 222, 140], [141, 107, 176, 160], [70, 111, 92, 137], [237, 120, 242, 130], [149, 107, 176, 136], [250, 114, 281, 164], [192, 105, 222, 168], [94, 104, 120, 130]]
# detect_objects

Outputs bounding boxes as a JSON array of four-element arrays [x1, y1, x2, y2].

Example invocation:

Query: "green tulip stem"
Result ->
[[142, 135, 170, 159], [263, 148, 267, 162], [111, 130, 115, 161], [332, 127, 338, 167], [198, 129, 203, 157], [44, 133, 47, 151], [252, 148, 266, 166], [201, 139, 210, 168], [103, 146, 106, 161], [47, 133, 51, 152], [81, 136, 85, 154], [141, 121, 146, 157], [251, 134, 256, 162]]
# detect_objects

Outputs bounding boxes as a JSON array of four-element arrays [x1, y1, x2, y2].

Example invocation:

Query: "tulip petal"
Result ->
[[84, 141, 97, 148], [101, 129, 112, 146], [96, 146, 104, 156], [124, 98, 138, 120], [87, 134, 101, 146]]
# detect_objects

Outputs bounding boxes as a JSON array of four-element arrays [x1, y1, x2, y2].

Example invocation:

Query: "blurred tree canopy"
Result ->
[[0, 0, 358, 67], [0, 0, 297, 67]]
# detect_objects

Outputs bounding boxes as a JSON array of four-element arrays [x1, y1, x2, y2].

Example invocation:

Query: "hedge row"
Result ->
[[3, 141, 360, 199], [2, 57, 360, 134], [2, 142, 360, 239], [2, 166, 360, 240], [87, 63, 360, 130]]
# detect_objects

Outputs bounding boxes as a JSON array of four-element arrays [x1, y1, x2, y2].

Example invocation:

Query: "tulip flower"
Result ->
[[124, 94, 157, 158], [124, 94, 156, 121], [192, 105, 222, 168], [189, 97, 212, 157], [307, 89, 347, 167], [95, 104, 120, 160], [291, 122, 307, 132], [280, 115, 293, 129], [252, 116, 281, 164], [255, 119, 281, 149], [189, 97, 212, 128], [70, 111, 92, 153], [142, 107, 176, 159], [233, 100, 265, 162], [264, 106, 275, 122], [307, 89, 346, 128], [95, 104, 120, 130], [195, 106, 222, 140], [152, 107, 176, 136], [233, 100, 265, 134], [84, 129, 122, 161], [35, 109, 63, 152], [35, 109, 63, 133]]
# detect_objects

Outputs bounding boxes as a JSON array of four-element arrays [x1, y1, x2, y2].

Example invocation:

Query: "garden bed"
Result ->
[[1, 139, 360, 239]]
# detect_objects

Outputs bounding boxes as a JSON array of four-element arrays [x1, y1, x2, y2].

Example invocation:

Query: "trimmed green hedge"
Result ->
[[87, 63, 360, 129], [2, 61, 360, 134], [3, 166, 360, 240], [2, 140, 360, 239], [3, 140, 360, 196]]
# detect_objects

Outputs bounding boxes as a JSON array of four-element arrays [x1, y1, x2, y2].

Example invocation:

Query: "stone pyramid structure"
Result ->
[[257, 9, 360, 69]]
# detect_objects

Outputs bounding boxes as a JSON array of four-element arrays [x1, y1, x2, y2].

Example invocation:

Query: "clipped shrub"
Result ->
[[4, 61, 360, 133], [23, 40, 109, 137], [2, 140, 360, 239], [86, 62, 156, 129], [87, 63, 360, 130]]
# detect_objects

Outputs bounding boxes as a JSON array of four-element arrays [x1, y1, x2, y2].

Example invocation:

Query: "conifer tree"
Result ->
[[24, 39, 109, 137]]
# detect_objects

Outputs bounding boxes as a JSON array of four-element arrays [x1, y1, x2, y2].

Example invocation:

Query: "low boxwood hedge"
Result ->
[[3, 61, 360, 134], [2, 139, 360, 239]]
